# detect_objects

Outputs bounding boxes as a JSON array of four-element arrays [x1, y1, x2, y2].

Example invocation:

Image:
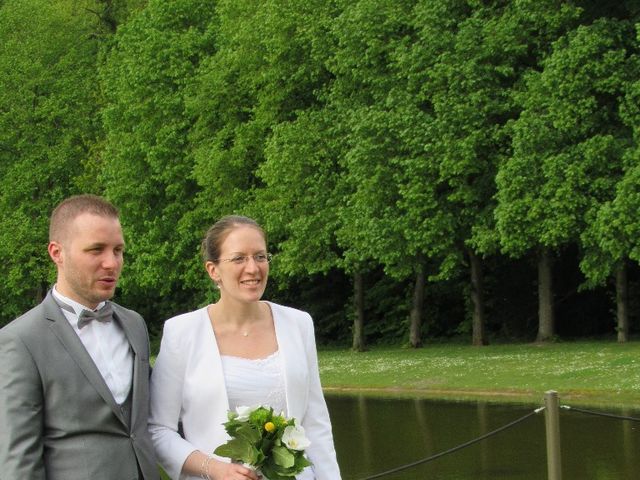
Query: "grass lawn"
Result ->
[[317, 340, 640, 409]]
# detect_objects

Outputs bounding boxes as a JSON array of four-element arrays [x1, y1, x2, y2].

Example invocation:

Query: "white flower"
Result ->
[[235, 405, 258, 421], [282, 425, 311, 451]]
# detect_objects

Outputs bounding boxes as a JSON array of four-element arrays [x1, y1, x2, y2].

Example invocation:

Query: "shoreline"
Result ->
[[322, 386, 640, 412], [317, 341, 640, 412]]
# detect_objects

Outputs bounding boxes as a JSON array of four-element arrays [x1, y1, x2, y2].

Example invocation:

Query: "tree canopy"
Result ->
[[2, 0, 640, 346]]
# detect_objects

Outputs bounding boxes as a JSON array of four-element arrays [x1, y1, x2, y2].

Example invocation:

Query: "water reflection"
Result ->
[[327, 395, 640, 480]]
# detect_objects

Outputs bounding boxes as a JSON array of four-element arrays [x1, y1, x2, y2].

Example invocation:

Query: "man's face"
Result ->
[[49, 212, 125, 309]]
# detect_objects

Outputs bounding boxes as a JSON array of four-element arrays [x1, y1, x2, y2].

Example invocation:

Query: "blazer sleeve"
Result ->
[[299, 315, 342, 480], [0, 328, 46, 480], [148, 320, 197, 480]]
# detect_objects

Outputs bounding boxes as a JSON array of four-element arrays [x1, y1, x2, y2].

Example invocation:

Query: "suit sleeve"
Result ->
[[300, 314, 342, 480], [0, 329, 46, 480]]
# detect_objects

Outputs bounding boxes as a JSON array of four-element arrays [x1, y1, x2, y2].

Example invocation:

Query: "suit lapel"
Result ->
[[113, 308, 141, 429], [114, 308, 141, 357], [43, 294, 129, 427]]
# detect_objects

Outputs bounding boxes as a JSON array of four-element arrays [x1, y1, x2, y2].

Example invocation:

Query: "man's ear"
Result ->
[[48, 241, 63, 266]]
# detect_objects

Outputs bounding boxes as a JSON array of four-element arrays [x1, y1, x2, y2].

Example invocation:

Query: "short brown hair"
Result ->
[[49, 194, 119, 242], [201, 215, 266, 263]]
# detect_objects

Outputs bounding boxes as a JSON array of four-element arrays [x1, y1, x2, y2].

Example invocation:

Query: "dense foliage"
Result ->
[[1, 0, 639, 347]]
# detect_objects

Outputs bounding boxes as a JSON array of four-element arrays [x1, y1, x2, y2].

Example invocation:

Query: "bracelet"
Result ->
[[200, 454, 213, 480]]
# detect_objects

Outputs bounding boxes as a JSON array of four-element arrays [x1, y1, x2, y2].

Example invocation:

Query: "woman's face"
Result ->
[[206, 225, 269, 304]]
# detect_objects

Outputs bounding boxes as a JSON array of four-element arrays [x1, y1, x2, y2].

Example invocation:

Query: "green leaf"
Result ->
[[271, 445, 295, 468], [294, 453, 312, 470], [260, 463, 296, 480], [235, 423, 262, 444], [213, 437, 258, 465]]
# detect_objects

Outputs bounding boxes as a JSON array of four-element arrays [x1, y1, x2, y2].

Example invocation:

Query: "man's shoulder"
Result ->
[[0, 302, 47, 336], [110, 301, 149, 341], [111, 301, 143, 321]]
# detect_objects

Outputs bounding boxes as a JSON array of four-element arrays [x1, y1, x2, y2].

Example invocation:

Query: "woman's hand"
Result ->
[[208, 458, 261, 480], [184, 452, 261, 480]]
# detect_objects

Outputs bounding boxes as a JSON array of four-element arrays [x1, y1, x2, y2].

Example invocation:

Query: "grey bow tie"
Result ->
[[55, 296, 113, 329], [77, 303, 113, 329]]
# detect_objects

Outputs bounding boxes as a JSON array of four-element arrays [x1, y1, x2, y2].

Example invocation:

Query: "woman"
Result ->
[[149, 215, 341, 480]]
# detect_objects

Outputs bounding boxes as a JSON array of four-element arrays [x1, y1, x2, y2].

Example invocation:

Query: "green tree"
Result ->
[[0, 0, 108, 321], [186, 0, 341, 323], [323, 0, 420, 347], [399, 0, 490, 345], [188, 0, 335, 221], [100, 0, 218, 321], [581, 30, 640, 340], [426, 0, 578, 345], [256, 109, 346, 288], [229, 1, 357, 344], [497, 17, 637, 341]]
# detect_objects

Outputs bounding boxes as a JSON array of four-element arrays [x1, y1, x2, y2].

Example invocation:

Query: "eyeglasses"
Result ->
[[216, 253, 273, 265]]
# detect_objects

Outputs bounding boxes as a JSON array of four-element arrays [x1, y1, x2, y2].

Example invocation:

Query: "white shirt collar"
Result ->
[[52, 285, 106, 316]]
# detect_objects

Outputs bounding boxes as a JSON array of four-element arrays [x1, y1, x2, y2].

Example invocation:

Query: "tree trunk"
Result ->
[[469, 249, 487, 346], [409, 263, 425, 348], [352, 271, 366, 352], [536, 249, 555, 342], [616, 261, 629, 343]]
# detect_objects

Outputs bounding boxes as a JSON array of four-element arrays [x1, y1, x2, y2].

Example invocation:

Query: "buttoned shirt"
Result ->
[[52, 286, 133, 404]]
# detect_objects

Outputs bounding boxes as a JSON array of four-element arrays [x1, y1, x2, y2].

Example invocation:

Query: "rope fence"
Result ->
[[356, 391, 639, 480], [360, 407, 544, 480], [560, 404, 640, 423]]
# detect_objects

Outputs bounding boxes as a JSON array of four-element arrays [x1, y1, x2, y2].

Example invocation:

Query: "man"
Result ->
[[0, 194, 159, 480]]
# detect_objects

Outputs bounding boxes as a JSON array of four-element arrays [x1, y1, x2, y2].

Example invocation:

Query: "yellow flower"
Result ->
[[264, 421, 276, 433]]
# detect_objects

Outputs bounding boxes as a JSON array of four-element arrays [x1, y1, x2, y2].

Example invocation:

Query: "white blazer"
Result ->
[[148, 302, 341, 480]]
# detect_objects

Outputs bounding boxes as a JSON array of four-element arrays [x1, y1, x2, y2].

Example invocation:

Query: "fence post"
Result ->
[[544, 390, 562, 480]]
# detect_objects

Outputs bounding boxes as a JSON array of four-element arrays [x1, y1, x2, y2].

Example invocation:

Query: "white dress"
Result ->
[[221, 351, 314, 480], [221, 351, 287, 415]]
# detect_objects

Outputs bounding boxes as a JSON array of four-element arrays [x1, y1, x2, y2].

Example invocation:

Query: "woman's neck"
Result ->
[[212, 298, 266, 328]]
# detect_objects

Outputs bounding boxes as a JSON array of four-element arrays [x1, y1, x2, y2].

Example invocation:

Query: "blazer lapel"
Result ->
[[43, 294, 128, 427], [270, 302, 306, 421]]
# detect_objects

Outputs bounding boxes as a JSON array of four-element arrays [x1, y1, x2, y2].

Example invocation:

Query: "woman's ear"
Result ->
[[205, 261, 220, 284]]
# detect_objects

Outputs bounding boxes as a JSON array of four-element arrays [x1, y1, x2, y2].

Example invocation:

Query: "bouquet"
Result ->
[[214, 405, 312, 480]]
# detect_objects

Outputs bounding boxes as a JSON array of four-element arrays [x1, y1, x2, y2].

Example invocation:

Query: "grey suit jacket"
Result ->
[[0, 292, 160, 480]]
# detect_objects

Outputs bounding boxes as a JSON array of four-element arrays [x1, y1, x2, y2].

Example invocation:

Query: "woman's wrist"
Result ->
[[200, 454, 213, 480]]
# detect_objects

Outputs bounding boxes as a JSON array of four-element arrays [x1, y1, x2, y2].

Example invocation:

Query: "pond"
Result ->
[[327, 395, 640, 480]]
